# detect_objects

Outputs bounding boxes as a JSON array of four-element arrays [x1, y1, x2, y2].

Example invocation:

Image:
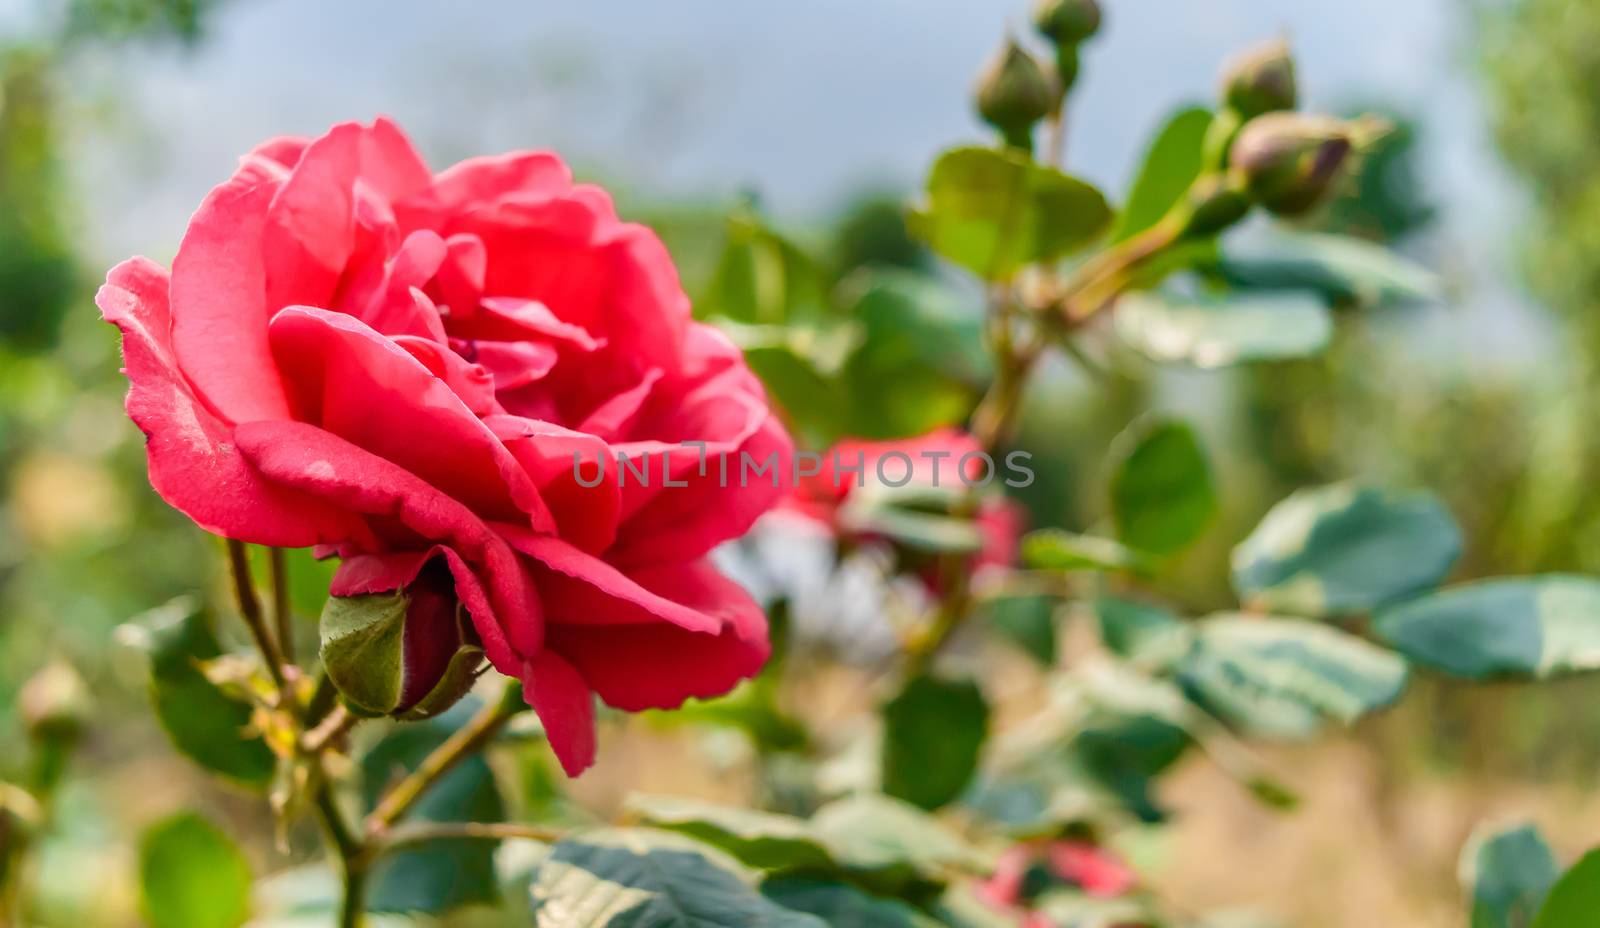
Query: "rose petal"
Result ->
[[97, 257, 363, 547], [520, 649, 596, 777], [268, 306, 550, 528], [168, 159, 291, 423], [543, 559, 770, 711], [485, 416, 620, 554], [234, 419, 541, 669]]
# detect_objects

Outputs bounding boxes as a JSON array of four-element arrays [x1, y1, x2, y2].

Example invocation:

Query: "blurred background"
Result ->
[[1, 0, 1599, 925]]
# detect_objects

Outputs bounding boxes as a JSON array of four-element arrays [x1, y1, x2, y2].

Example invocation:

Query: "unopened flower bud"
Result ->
[[1220, 39, 1297, 118], [975, 40, 1058, 150], [1230, 113, 1363, 216], [19, 659, 91, 744], [1032, 0, 1102, 47]]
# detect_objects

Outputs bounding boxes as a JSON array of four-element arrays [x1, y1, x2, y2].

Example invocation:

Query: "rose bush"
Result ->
[[784, 428, 1023, 579], [97, 118, 791, 774]]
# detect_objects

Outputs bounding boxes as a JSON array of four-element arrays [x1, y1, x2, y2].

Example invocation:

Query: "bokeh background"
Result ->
[[2, 0, 1599, 925]]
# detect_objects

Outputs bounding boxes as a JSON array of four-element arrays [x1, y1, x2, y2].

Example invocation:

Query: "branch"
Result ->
[[224, 540, 292, 708], [269, 547, 295, 666], [380, 821, 565, 851], [365, 681, 525, 834]]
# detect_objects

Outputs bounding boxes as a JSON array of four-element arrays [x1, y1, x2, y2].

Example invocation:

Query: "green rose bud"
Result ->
[[1219, 39, 1298, 118], [1230, 113, 1373, 216], [19, 659, 91, 744], [975, 39, 1058, 150], [1032, 0, 1102, 47], [319, 559, 485, 720]]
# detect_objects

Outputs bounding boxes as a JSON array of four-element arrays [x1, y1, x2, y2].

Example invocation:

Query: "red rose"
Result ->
[[98, 118, 791, 775], [786, 428, 1022, 575]]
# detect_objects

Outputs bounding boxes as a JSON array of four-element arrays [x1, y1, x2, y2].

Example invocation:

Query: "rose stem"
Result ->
[[269, 547, 295, 666], [224, 539, 291, 700], [365, 680, 525, 836]]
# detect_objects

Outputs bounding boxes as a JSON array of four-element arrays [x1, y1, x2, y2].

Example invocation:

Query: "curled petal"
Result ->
[[521, 649, 596, 777], [97, 257, 362, 547], [234, 419, 542, 669]]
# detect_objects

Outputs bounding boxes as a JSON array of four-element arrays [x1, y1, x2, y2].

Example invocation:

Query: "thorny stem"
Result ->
[[269, 547, 295, 666], [226, 549, 542, 928], [232, 542, 366, 927], [225, 539, 290, 697], [905, 203, 1189, 672], [365, 680, 525, 836], [381, 821, 565, 851]]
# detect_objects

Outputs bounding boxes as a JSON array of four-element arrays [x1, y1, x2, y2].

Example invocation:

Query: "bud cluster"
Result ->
[[971, 0, 1102, 151], [1182, 38, 1386, 234]]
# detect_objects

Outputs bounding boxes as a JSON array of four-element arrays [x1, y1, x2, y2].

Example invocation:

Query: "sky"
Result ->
[[54, 0, 1548, 359]]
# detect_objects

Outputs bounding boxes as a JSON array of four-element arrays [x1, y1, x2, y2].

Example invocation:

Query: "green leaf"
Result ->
[[910, 146, 1111, 281], [1179, 615, 1408, 739], [247, 546, 337, 627], [1213, 230, 1441, 307], [1021, 530, 1146, 573], [983, 594, 1059, 665], [762, 877, 941, 928], [138, 811, 252, 928], [653, 681, 811, 754], [837, 268, 988, 439], [360, 701, 506, 913], [1115, 290, 1332, 367], [881, 674, 990, 810], [1064, 710, 1191, 823], [623, 796, 835, 872], [1233, 483, 1462, 617], [1095, 597, 1193, 671], [720, 318, 861, 448], [121, 598, 275, 788], [1534, 848, 1600, 928], [702, 208, 830, 325], [528, 828, 826, 927], [1109, 418, 1217, 555], [1462, 823, 1558, 928], [1375, 577, 1600, 680], [810, 795, 991, 896], [837, 484, 985, 554], [1113, 106, 1213, 242]]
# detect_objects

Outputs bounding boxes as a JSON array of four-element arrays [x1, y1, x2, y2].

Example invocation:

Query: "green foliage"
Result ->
[[624, 796, 835, 872], [1112, 106, 1213, 242], [0, 52, 77, 354], [1533, 848, 1600, 928], [1462, 822, 1559, 928], [909, 146, 1111, 280], [1232, 483, 1462, 617], [1095, 597, 1192, 671], [809, 794, 991, 896], [1178, 615, 1408, 738], [1210, 230, 1440, 308], [1376, 576, 1600, 679], [359, 703, 506, 913], [835, 269, 988, 439], [983, 593, 1059, 665], [880, 674, 990, 810], [1109, 418, 1217, 556], [762, 877, 940, 928], [526, 828, 826, 927], [1115, 290, 1332, 368], [1021, 530, 1145, 573], [138, 811, 252, 928], [122, 598, 276, 788]]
